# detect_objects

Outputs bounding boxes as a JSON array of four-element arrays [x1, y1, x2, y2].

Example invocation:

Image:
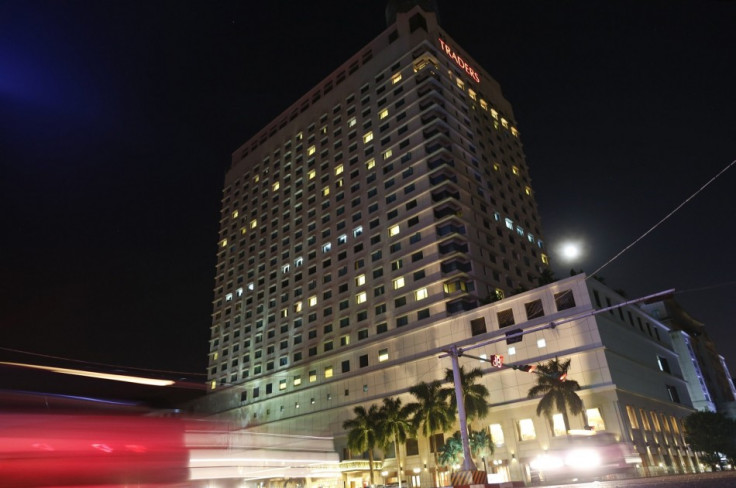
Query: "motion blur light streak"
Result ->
[[0, 362, 175, 386]]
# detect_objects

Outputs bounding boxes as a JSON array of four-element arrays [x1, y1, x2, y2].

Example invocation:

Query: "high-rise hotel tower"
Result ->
[[207, 3, 549, 393]]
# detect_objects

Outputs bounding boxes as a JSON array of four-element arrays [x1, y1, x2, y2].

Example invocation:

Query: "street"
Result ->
[[542, 470, 736, 488]]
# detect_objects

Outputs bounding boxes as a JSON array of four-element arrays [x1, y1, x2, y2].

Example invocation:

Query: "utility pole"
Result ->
[[447, 345, 476, 472]]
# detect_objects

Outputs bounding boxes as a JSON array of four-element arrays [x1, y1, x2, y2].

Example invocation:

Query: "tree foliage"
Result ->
[[441, 366, 490, 424], [343, 404, 381, 485], [377, 397, 415, 488], [527, 357, 583, 433], [684, 410, 736, 469], [406, 380, 455, 485]]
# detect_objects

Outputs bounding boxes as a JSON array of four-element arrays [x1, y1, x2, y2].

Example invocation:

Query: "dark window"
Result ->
[[470, 317, 487, 336], [397, 316, 409, 327], [554, 290, 576, 311], [342, 360, 350, 373], [406, 439, 419, 456], [359, 355, 369, 368], [524, 299, 544, 319], [666, 385, 681, 403], [657, 356, 671, 374]]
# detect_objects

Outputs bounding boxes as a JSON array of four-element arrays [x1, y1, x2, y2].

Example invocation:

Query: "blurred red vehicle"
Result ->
[[0, 413, 189, 487]]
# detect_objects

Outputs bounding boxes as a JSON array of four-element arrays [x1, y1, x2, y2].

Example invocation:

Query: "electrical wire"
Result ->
[[0, 345, 206, 377], [587, 158, 736, 280]]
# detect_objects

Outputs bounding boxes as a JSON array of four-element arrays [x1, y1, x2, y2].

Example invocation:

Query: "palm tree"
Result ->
[[468, 428, 494, 471], [437, 431, 463, 467], [527, 357, 583, 434], [441, 366, 490, 426], [377, 397, 414, 488], [407, 380, 455, 486], [343, 404, 381, 487]]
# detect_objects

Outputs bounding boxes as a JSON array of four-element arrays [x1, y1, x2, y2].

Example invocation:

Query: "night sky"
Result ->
[[2, 1, 735, 383]]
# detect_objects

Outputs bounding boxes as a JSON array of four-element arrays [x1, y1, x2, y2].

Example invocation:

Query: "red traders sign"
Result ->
[[438, 38, 480, 83]]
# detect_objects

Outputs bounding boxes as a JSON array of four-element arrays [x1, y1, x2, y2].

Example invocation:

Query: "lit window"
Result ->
[[335, 164, 344, 175], [353, 226, 363, 237], [356, 292, 367, 304], [415, 288, 428, 300], [282, 264, 290, 273], [325, 366, 333, 378], [363, 131, 374, 144], [307, 145, 316, 156], [512, 166, 520, 176], [489, 424, 505, 446], [348, 117, 356, 127], [247, 282, 254, 291], [253, 174, 260, 183], [541, 253, 549, 265], [293, 376, 302, 386], [366, 158, 376, 170], [505, 218, 514, 230], [250, 219, 257, 229], [220, 238, 227, 248], [272, 181, 280, 191], [322, 243, 331, 253], [518, 418, 536, 441], [338, 234, 347, 244], [378, 348, 389, 362], [240, 226, 246, 235], [379, 108, 389, 119], [356, 274, 366, 286], [388, 224, 400, 237], [508, 346, 516, 356], [586, 408, 606, 431], [480, 99, 488, 110], [491, 108, 499, 120], [468, 88, 477, 100], [225, 293, 233, 302], [393, 277, 405, 289], [279, 379, 287, 390], [308, 169, 316, 180], [236, 287, 243, 297], [383, 149, 393, 160], [516, 225, 525, 236], [296, 131, 303, 141], [552, 413, 566, 436], [456, 77, 465, 89], [501, 118, 509, 129], [525, 186, 532, 196], [280, 308, 288, 318], [511, 127, 519, 137], [322, 186, 330, 197], [309, 296, 318, 307], [537, 338, 546, 348], [232, 210, 239, 218]]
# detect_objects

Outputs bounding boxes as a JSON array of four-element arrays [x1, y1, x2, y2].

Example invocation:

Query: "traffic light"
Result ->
[[512, 364, 536, 373]]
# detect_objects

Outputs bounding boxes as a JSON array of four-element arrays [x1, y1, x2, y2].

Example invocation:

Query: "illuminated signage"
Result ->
[[438, 38, 480, 83]]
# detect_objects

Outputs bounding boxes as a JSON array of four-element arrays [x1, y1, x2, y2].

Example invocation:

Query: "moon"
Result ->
[[560, 242, 582, 261]]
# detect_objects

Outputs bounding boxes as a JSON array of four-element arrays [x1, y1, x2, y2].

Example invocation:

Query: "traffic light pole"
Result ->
[[447, 345, 477, 472]]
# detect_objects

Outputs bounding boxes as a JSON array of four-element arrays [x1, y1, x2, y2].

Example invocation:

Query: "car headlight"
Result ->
[[565, 449, 601, 468], [531, 454, 564, 471]]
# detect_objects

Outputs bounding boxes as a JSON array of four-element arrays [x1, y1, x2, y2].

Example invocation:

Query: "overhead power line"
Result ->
[[588, 159, 736, 280], [0, 345, 206, 377]]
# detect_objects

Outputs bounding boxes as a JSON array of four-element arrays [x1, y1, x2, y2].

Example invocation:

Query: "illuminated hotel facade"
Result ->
[[197, 4, 700, 487]]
